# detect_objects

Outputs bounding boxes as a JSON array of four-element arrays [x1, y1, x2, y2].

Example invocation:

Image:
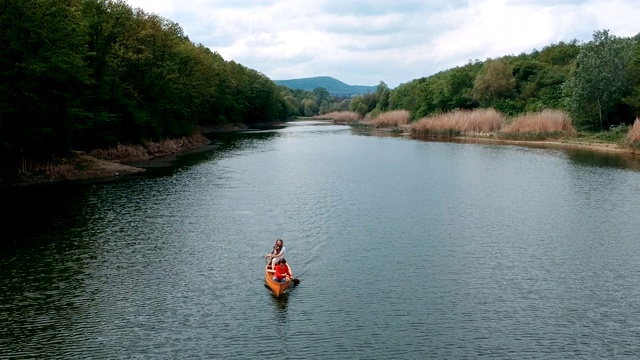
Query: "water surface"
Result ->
[[2, 123, 640, 359]]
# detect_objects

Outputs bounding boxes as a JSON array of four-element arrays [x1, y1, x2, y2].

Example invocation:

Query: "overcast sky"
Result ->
[[123, 0, 640, 88]]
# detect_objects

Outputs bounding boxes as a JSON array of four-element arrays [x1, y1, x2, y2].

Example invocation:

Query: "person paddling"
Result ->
[[273, 259, 291, 283], [266, 238, 285, 268]]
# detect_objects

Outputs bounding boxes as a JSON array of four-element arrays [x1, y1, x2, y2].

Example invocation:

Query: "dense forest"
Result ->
[[3, 0, 640, 166], [0, 0, 288, 163]]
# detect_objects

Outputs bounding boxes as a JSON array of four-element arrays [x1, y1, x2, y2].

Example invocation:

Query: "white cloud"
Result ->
[[123, 0, 640, 88]]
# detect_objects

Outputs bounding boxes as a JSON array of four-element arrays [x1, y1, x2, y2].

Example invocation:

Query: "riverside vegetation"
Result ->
[[3, 1, 640, 185], [314, 109, 640, 152]]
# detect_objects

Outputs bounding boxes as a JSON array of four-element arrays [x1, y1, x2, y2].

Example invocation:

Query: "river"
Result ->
[[2, 121, 640, 359]]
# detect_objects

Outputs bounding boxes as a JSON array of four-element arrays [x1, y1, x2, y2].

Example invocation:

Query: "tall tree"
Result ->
[[0, 0, 88, 159], [623, 33, 640, 117], [472, 59, 516, 107], [568, 30, 635, 130]]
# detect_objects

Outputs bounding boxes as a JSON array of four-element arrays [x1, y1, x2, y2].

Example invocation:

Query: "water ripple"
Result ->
[[2, 127, 640, 358]]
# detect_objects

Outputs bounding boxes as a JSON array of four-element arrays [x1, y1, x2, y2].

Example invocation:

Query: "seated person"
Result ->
[[273, 259, 291, 283], [267, 238, 285, 268]]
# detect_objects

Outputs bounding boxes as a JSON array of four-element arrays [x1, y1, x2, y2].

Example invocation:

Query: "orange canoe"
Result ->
[[264, 263, 293, 297]]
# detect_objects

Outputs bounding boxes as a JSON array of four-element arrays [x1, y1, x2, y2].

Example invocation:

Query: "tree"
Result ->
[[623, 33, 640, 117], [312, 87, 331, 110], [0, 0, 88, 159], [568, 30, 635, 130], [302, 99, 318, 116], [472, 59, 516, 107], [375, 81, 390, 111]]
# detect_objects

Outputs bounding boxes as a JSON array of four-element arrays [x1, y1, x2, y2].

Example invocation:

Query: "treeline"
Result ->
[[278, 86, 351, 117], [345, 30, 640, 133], [0, 0, 288, 162]]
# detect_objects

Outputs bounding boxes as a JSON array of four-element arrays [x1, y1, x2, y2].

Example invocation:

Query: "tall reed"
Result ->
[[411, 108, 504, 137], [90, 143, 148, 161], [90, 134, 210, 161], [625, 118, 640, 150], [367, 110, 411, 128], [499, 110, 576, 140], [313, 111, 362, 123], [43, 163, 76, 179]]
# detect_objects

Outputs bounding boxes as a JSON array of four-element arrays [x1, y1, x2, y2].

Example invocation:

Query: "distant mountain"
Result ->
[[273, 76, 377, 97]]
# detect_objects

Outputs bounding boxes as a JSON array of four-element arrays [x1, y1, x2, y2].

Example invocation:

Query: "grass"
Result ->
[[411, 108, 504, 138], [498, 110, 576, 140]]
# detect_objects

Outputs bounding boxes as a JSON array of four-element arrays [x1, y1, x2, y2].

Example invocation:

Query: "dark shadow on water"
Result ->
[[124, 130, 281, 178], [564, 148, 640, 171], [269, 290, 289, 311]]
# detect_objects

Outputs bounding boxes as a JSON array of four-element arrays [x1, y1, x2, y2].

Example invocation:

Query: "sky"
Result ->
[[123, 0, 640, 88]]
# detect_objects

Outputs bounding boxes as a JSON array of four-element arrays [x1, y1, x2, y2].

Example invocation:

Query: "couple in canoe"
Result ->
[[265, 238, 290, 283]]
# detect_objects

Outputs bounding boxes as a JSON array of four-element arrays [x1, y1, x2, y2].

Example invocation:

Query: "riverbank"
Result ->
[[3, 123, 283, 188], [417, 133, 634, 154], [4, 121, 635, 188]]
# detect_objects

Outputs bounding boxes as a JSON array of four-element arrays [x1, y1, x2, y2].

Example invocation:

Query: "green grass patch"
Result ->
[[412, 129, 464, 138], [350, 122, 373, 128], [497, 131, 570, 141]]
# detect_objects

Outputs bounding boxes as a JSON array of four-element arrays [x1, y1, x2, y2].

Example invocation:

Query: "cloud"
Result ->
[[123, 0, 640, 88]]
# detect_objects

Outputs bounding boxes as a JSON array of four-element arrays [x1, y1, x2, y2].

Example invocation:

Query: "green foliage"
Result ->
[[472, 59, 516, 106], [277, 86, 350, 117], [623, 36, 640, 116], [0, 0, 89, 158], [389, 62, 480, 119], [497, 131, 568, 141], [568, 30, 635, 131], [589, 125, 630, 143], [350, 93, 377, 116], [0, 0, 288, 161], [375, 81, 391, 111]]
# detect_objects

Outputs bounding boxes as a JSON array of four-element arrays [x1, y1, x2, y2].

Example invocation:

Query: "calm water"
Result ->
[[2, 122, 640, 359]]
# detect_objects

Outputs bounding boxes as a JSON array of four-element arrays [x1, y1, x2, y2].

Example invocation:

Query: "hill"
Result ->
[[273, 76, 377, 97]]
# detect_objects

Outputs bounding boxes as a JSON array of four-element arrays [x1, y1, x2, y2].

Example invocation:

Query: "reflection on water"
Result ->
[[565, 148, 640, 170], [270, 291, 289, 311]]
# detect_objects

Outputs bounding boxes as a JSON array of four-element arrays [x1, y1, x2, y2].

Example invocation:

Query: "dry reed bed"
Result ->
[[499, 110, 577, 140], [366, 110, 411, 128], [17, 134, 211, 181], [313, 111, 362, 123], [411, 109, 504, 137], [410, 109, 578, 140], [90, 133, 210, 161], [625, 118, 640, 150]]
